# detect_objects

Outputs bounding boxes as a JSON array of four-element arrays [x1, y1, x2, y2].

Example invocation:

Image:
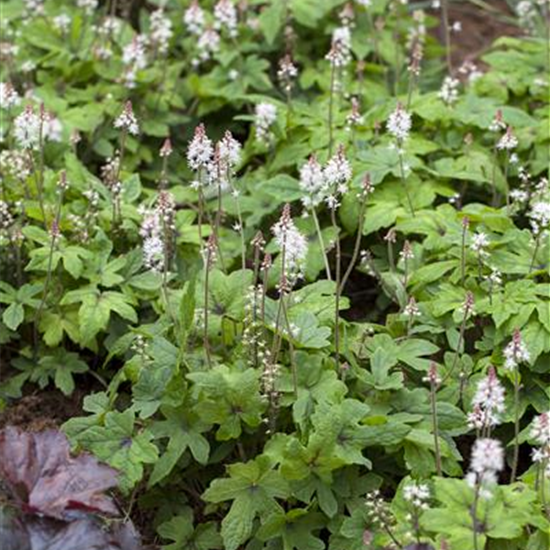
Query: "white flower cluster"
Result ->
[[187, 125, 241, 191], [403, 297, 421, 318], [470, 231, 490, 257], [458, 60, 483, 83], [530, 412, 550, 478], [438, 76, 460, 106], [0, 200, 15, 245], [114, 101, 139, 135], [254, 103, 277, 144], [271, 205, 308, 283], [187, 123, 213, 174], [400, 240, 414, 260], [122, 35, 148, 87], [503, 330, 530, 370], [346, 97, 363, 129], [195, 29, 221, 66], [467, 367, 506, 431], [0, 82, 21, 109], [489, 110, 506, 132], [214, 0, 238, 37], [496, 126, 518, 151], [42, 112, 63, 142], [23, 0, 44, 15], [325, 26, 352, 68], [298, 149, 353, 210], [406, 9, 426, 51], [323, 147, 353, 209], [277, 55, 298, 94], [0, 150, 30, 180], [77, 0, 98, 15], [14, 106, 41, 149], [387, 104, 412, 142], [184, 1, 205, 35], [139, 191, 176, 272], [403, 482, 430, 509], [485, 267, 503, 287], [53, 14, 72, 34], [529, 200, 550, 235], [527, 180, 550, 236], [516, 0, 539, 30], [150, 9, 173, 55], [218, 130, 241, 168], [467, 438, 504, 497], [299, 156, 326, 208]]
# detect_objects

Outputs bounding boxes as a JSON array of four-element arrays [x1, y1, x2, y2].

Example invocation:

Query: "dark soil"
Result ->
[[0, 389, 84, 432], [446, 0, 522, 65]]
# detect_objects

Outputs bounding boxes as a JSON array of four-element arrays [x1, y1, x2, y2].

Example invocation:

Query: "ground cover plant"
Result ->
[[0, 0, 549, 548]]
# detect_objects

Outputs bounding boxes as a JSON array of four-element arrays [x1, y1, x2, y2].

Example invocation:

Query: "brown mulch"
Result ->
[[0, 390, 85, 432], [446, 0, 523, 65]]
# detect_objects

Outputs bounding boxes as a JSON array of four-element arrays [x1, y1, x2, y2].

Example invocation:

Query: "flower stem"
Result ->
[[330, 206, 341, 370], [472, 480, 481, 550], [339, 194, 367, 294], [511, 369, 521, 482], [430, 379, 443, 476], [312, 207, 332, 281], [398, 148, 415, 217], [328, 63, 336, 157], [441, 0, 452, 73], [529, 232, 541, 274]]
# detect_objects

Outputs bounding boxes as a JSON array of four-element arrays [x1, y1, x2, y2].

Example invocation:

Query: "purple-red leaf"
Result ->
[[0, 427, 119, 520], [0, 514, 141, 550]]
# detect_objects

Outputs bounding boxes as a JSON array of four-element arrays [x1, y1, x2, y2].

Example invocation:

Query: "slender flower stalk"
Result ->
[[187, 123, 213, 258], [467, 366, 506, 439], [406, 42, 423, 110], [461, 216, 470, 286], [339, 174, 373, 293], [159, 137, 172, 189], [366, 491, 403, 549], [424, 362, 443, 476], [467, 438, 504, 550], [387, 104, 415, 216], [203, 234, 217, 368], [441, 291, 474, 386], [385, 228, 396, 272], [330, 204, 342, 368], [530, 412, 550, 518], [327, 61, 336, 157], [489, 110, 506, 206], [33, 171, 67, 355], [113, 101, 139, 229], [496, 126, 518, 210], [323, 147, 352, 370], [312, 208, 331, 280], [441, 0, 452, 73], [403, 482, 431, 545], [504, 329, 530, 482], [270, 205, 307, 366], [298, 154, 332, 280], [400, 240, 414, 290]]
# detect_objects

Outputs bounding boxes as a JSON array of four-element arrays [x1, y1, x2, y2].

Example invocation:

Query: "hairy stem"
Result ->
[[511, 369, 521, 482], [312, 207, 332, 281], [441, 0, 452, 73], [430, 380, 443, 476], [398, 148, 415, 217], [340, 195, 367, 294], [330, 207, 341, 370], [328, 63, 336, 157]]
